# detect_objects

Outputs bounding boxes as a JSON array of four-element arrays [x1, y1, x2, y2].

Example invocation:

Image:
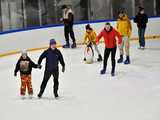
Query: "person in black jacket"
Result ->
[[134, 7, 148, 49], [37, 39, 65, 98], [61, 5, 77, 48], [14, 50, 40, 99]]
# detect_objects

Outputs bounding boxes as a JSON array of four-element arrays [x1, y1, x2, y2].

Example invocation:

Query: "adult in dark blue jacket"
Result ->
[[134, 7, 148, 49], [38, 39, 65, 98]]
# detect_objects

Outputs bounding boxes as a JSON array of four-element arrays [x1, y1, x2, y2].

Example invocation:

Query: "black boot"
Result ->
[[100, 69, 106, 74], [63, 42, 70, 48], [117, 55, 123, 63], [124, 56, 130, 64], [111, 66, 115, 77], [71, 42, 77, 48], [37, 92, 42, 98], [111, 72, 115, 77], [97, 54, 102, 62], [54, 90, 59, 98]]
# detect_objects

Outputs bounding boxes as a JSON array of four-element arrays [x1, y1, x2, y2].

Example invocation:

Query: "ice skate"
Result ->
[[71, 42, 77, 48], [124, 56, 130, 64], [117, 55, 123, 63]]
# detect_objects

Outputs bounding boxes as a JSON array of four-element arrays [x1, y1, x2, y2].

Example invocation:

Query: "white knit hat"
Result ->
[[21, 50, 27, 56]]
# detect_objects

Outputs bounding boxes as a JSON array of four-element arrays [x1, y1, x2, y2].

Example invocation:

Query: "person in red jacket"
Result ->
[[96, 22, 122, 76]]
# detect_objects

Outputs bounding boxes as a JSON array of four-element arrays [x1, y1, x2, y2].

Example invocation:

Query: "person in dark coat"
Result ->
[[134, 7, 148, 49], [37, 39, 65, 98], [14, 50, 40, 99], [61, 5, 77, 48]]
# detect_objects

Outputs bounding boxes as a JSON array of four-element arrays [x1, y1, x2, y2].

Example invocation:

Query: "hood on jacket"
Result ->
[[104, 26, 113, 33]]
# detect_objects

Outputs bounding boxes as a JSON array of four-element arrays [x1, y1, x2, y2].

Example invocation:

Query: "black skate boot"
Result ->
[[124, 56, 130, 64], [37, 91, 43, 98], [117, 55, 123, 63], [37, 94, 42, 98], [54, 91, 59, 99], [63, 42, 70, 48], [71, 42, 77, 48], [111, 67, 115, 77], [55, 93, 59, 98], [100, 69, 106, 75], [111, 72, 115, 77], [97, 54, 102, 62]]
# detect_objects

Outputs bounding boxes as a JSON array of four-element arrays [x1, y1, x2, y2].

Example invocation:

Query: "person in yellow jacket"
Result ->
[[83, 24, 102, 62], [117, 11, 132, 64]]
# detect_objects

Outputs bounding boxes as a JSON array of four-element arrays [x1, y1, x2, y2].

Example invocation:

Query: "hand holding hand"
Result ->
[[38, 64, 42, 69]]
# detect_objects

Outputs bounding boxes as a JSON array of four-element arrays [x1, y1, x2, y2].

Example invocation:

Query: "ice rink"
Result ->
[[0, 40, 160, 120]]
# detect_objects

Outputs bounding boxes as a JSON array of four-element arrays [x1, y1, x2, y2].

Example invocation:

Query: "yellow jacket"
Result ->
[[117, 14, 132, 37], [84, 30, 97, 44]]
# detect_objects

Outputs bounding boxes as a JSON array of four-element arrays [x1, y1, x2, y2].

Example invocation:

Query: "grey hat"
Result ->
[[21, 50, 27, 56]]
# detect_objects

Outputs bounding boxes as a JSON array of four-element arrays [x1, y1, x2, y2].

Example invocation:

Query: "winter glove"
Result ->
[[62, 66, 65, 73], [14, 72, 17, 77]]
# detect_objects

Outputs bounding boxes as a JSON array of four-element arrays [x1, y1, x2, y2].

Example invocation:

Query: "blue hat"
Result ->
[[50, 39, 56, 45]]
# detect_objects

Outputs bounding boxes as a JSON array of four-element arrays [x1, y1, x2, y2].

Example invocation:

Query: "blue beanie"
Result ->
[[50, 39, 56, 45]]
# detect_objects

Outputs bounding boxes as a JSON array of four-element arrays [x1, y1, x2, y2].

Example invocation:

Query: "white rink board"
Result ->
[[0, 17, 160, 54]]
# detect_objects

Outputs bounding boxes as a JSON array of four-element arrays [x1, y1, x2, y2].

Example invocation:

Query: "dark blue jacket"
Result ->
[[38, 48, 65, 71], [134, 13, 148, 28]]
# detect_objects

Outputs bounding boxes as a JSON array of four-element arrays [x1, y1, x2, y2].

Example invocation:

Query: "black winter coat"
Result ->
[[15, 56, 38, 75], [134, 13, 148, 28], [63, 13, 74, 26], [38, 48, 65, 72]]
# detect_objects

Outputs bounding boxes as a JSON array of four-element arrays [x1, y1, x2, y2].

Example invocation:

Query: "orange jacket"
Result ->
[[84, 30, 97, 44]]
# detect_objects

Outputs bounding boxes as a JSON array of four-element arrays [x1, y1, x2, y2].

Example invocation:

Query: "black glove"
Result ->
[[62, 66, 65, 73], [37, 64, 42, 69], [87, 42, 92, 47], [14, 72, 17, 77]]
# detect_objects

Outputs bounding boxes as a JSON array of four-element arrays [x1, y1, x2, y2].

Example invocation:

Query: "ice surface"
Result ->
[[0, 40, 160, 120]]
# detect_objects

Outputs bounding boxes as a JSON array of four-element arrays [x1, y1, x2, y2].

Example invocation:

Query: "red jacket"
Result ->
[[96, 27, 122, 48]]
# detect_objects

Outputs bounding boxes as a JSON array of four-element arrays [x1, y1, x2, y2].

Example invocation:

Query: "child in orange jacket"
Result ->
[[14, 50, 40, 99]]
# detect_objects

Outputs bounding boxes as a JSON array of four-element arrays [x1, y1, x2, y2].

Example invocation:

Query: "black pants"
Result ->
[[64, 24, 76, 44], [39, 70, 59, 96], [103, 47, 117, 73]]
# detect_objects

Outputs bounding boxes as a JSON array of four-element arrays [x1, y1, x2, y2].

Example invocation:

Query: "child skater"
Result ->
[[14, 50, 40, 99], [83, 24, 102, 62]]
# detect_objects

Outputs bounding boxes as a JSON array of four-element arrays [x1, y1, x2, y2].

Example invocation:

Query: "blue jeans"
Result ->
[[138, 28, 146, 47]]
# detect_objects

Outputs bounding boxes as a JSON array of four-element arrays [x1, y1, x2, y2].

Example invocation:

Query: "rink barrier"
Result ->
[[0, 16, 160, 58], [0, 35, 160, 58], [0, 16, 160, 35]]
